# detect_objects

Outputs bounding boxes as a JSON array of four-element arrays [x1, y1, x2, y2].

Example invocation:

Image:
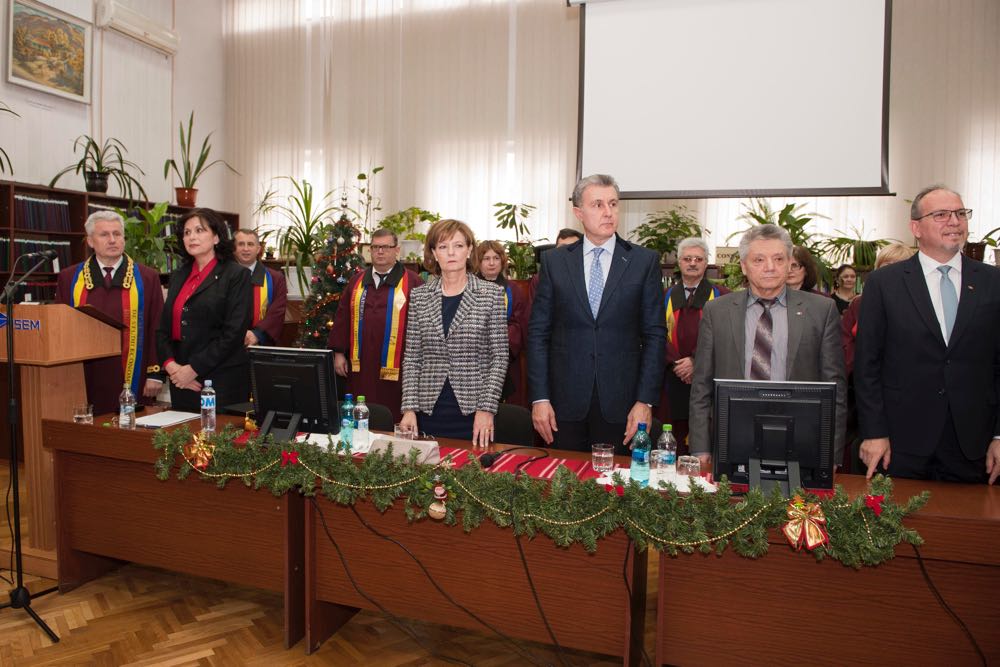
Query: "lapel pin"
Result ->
[[967, 285, 974, 290]]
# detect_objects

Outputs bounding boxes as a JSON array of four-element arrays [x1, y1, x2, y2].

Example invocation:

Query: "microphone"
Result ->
[[23, 249, 58, 260]]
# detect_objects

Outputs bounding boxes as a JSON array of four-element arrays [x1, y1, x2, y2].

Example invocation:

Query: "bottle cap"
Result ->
[[638, 422, 647, 430], [665, 424, 672, 431], [345, 394, 354, 400], [205, 380, 213, 388], [358, 395, 366, 402]]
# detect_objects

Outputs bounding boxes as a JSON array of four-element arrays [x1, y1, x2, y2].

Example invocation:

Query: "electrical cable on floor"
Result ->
[[910, 543, 986, 666], [309, 495, 473, 667], [346, 502, 552, 667]]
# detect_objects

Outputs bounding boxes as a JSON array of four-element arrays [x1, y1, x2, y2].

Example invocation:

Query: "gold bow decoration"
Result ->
[[782, 495, 829, 551], [183, 431, 215, 471]]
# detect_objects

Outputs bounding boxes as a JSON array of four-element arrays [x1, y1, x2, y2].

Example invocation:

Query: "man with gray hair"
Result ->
[[56, 209, 165, 413], [688, 223, 846, 466], [855, 185, 1000, 484], [528, 174, 665, 452], [658, 237, 729, 451]]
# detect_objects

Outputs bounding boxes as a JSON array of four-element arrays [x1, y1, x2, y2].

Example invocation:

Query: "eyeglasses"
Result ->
[[917, 208, 973, 223], [789, 262, 803, 270], [679, 256, 706, 264], [370, 244, 398, 252]]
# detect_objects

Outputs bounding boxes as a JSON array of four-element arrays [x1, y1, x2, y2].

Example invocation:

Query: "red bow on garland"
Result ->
[[865, 494, 885, 517], [281, 450, 300, 467]]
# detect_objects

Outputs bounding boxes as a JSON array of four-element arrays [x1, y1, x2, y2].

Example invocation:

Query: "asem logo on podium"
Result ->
[[0, 312, 41, 330]]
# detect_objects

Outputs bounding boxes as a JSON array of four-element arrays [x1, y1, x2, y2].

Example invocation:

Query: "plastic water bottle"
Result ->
[[353, 395, 370, 434], [342, 394, 355, 427], [340, 417, 353, 451], [200, 380, 216, 433], [630, 423, 651, 488], [657, 424, 678, 476], [118, 384, 136, 430]]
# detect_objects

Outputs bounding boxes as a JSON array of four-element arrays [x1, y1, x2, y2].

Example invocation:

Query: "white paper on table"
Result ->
[[295, 429, 373, 454], [134, 410, 200, 429], [596, 467, 717, 493]]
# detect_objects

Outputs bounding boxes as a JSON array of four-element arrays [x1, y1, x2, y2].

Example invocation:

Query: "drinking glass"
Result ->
[[73, 403, 93, 425], [591, 443, 614, 474], [394, 423, 416, 440], [677, 455, 701, 477]]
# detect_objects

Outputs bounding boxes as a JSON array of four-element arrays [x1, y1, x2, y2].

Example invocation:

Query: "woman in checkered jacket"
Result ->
[[399, 220, 509, 447]]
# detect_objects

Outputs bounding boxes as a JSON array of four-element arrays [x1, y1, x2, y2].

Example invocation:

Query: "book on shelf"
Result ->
[[14, 195, 72, 232]]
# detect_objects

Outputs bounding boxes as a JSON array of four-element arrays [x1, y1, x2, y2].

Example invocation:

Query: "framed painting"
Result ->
[[7, 0, 92, 103]]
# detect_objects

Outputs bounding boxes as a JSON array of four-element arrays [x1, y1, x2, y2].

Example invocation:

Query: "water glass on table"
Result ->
[[677, 455, 701, 477], [394, 423, 417, 440], [591, 443, 614, 474], [73, 403, 93, 425]]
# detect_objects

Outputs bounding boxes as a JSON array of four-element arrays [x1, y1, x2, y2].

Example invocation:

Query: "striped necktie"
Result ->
[[749, 298, 774, 380]]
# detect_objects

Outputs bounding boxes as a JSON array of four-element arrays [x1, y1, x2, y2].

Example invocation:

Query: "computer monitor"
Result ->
[[713, 379, 836, 494], [248, 346, 341, 442]]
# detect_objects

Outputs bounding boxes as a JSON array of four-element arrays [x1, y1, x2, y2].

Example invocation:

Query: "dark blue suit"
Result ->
[[527, 236, 665, 448], [855, 253, 1000, 481]]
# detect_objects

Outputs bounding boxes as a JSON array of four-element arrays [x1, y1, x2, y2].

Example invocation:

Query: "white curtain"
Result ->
[[224, 0, 579, 244]]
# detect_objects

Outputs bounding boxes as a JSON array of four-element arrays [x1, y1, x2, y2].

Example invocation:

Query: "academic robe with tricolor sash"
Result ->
[[328, 263, 423, 420], [248, 262, 288, 345], [56, 256, 165, 414], [658, 279, 729, 424], [480, 274, 528, 405]]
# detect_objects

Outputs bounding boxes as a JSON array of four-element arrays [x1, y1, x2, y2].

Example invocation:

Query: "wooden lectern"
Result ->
[[0, 304, 120, 578]]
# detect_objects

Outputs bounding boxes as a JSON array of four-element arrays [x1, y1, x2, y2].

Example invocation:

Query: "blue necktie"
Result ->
[[588, 247, 605, 317], [937, 265, 957, 342]]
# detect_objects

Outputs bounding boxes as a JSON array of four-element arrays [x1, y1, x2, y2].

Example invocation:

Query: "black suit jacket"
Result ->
[[855, 254, 1000, 460], [157, 259, 252, 380], [527, 235, 666, 423]]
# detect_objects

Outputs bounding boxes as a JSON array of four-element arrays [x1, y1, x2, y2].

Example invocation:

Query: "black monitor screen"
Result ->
[[249, 346, 340, 437], [713, 379, 835, 492]]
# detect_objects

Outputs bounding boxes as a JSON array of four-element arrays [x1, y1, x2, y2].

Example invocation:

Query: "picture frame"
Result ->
[[7, 0, 92, 104]]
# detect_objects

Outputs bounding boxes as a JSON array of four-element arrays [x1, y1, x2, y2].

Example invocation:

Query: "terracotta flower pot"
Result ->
[[175, 187, 198, 207]]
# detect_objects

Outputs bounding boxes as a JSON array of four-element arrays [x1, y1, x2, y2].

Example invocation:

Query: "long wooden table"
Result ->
[[43, 417, 305, 648], [304, 462, 646, 664], [655, 475, 1000, 666]]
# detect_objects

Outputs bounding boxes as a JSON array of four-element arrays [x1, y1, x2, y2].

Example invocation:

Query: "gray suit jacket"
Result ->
[[400, 273, 509, 416], [688, 289, 846, 461]]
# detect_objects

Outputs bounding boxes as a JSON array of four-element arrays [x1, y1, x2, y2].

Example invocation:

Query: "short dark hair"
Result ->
[[556, 228, 583, 242], [234, 228, 261, 242], [371, 228, 398, 246], [791, 245, 819, 292], [176, 208, 235, 264]]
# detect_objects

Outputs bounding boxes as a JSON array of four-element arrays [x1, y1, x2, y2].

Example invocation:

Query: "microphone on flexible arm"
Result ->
[[23, 249, 58, 260]]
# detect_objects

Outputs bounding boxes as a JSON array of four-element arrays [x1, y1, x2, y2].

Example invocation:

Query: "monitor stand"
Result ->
[[259, 410, 302, 443], [748, 458, 801, 496]]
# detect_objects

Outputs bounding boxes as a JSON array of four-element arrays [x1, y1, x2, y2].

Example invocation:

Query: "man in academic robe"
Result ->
[[55, 210, 165, 414], [658, 237, 729, 451], [234, 229, 288, 346], [328, 228, 424, 420]]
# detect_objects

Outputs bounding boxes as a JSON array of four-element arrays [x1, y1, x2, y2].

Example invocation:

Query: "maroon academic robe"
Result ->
[[328, 263, 423, 420], [56, 256, 165, 414], [248, 263, 288, 345], [482, 275, 528, 405], [657, 280, 729, 448]]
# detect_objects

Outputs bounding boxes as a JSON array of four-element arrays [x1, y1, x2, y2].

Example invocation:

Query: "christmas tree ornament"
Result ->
[[427, 474, 448, 520], [782, 495, 829, 551], [184, 432, 215, 471], [326, 264, 335, 276]]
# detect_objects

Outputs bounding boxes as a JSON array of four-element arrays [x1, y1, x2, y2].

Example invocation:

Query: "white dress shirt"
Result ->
[[917, 251, 962, 344]]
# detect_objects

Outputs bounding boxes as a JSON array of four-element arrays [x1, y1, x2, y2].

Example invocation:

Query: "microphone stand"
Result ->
[[0, 255, 60, 642]]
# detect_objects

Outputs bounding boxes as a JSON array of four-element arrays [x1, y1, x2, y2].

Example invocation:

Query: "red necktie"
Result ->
[[103, 266, 113, 288]]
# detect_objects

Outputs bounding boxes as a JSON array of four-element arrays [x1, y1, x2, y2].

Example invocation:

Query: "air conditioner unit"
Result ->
[[95, 0, 179, 56]]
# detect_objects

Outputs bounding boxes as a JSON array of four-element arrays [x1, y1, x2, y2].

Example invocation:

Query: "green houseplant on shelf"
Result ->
[[116, 201, 180, 274], [163, 111, 238, 208], [254, 177, 340, 296], [493, 202, 538, 279], [630, 205, 704, 262], [819, 224, 896, 274], [0, 101, 20, 174], [379, 206, 440, 260], [50, 135, 147, 200]]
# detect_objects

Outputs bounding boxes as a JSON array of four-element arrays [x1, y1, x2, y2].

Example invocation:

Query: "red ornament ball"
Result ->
[[326, 264, 335, 276]]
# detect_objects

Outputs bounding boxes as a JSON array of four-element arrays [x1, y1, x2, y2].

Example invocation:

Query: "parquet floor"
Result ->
[[0, 462, 658, 666]]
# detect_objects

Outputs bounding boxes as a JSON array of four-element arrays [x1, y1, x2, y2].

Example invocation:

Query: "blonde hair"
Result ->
[[874, 243, 916, 269], [474, 240, 508, 277], [423, 219, 476, 275]]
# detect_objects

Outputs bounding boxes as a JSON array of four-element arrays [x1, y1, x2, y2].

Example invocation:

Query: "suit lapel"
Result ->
[[729, 292, 748, 371], [426, 277, 446, 339], [566, 242, 592, 319], [948, 256, 981, 350], [597, 236, 631, 317], [191, 263, 224, 300], [250, 262, 265, 287], [902, 255, 946, 348], [447, 275, 477, 338], [785, 290, 805, 376]]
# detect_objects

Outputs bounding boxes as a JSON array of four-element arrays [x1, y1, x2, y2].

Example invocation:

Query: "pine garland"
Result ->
[[153, 427, 929, 569]]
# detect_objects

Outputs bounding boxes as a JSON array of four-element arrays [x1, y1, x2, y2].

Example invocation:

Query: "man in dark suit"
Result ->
[[527, 174, 665, 452], [688, 224, 846, 466], [855, 185, 1000, 484], [234, 229, 288, 346]]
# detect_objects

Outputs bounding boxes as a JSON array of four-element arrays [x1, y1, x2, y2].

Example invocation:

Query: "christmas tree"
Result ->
[[297, 209, 367, 348]]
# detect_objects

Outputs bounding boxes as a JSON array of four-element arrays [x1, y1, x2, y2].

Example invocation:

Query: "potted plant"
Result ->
[[976, 226, 1000, 266], [819, 225, 897, 272], [117, 201, 180, 273], [379, 206, 440, 259], [163, 111, 238, 208], [50, 135, 147, 200], [493, 202, 538, 280], [344, 165, 384, 238], [630, 205, 704, 262], [254, 177, 340, 296], [0, 102, 19, 174]]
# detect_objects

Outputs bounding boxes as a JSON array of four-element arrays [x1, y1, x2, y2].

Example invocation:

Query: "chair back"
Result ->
[[365, 402, 395, 432], [494, 403, 534, 447]]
